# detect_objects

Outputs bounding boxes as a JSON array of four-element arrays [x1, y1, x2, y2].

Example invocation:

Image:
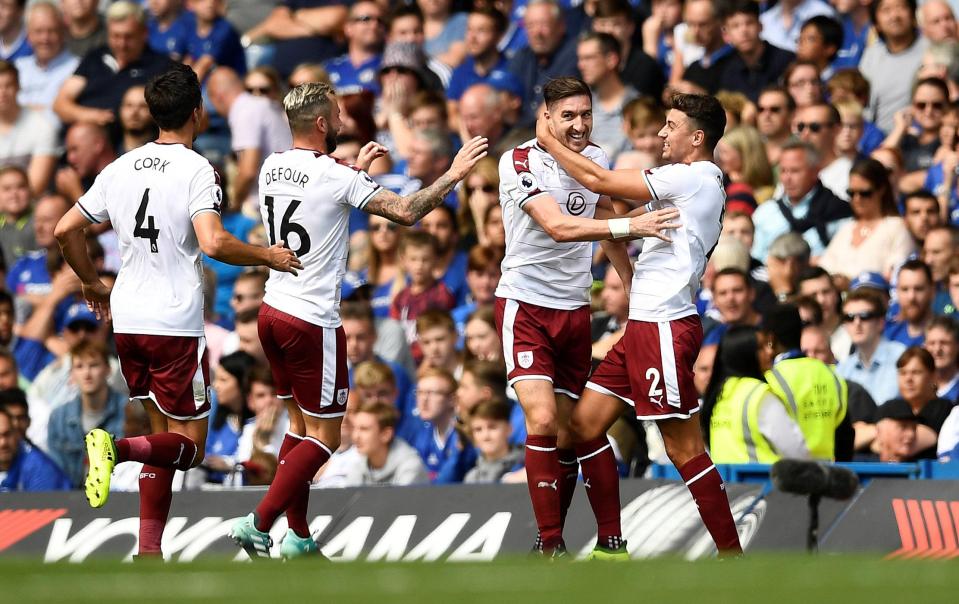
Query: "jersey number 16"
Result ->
[[264, 196, 311, 256]]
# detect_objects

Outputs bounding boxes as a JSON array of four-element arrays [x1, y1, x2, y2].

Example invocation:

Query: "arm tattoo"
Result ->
[[366, 173, 458, 225]]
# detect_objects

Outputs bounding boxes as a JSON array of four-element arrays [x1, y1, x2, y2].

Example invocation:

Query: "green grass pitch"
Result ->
[[3, 555, 957, 604]]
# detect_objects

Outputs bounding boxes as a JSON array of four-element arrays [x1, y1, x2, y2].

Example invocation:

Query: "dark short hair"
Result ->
[[0, 388, 27, 410], [759, 85, 797, 112], [915, 77, 950, 101], [387, 2, 423, 28], [543, 77, 592, 108], [714, 267, 751, 288], [467, 244, 504, 272], [721, 0, 760, 21], [801, 16, 844, 61], [341, 301, 375, 324], [399, 229, 439, 255], [927, 315, 959, 341], [578, 31, 621, 60], [762, 303, 804, 350], [593, 0, 633, 19], [669, 93, 726, 150], [469, 399, 511, 423], [844, 289, 886, 316], [870, 0, 918, 35], [145, 64, 202, 131], [798, 266, 832, 286], [0, 60, 18, 86], [903, 188, 940, 212], [896, 346, 934, 372], [234, 307, 260, 325], [795, 295, 824, 326], [469, 6, 508, 35], [898, 259, 933, 284]]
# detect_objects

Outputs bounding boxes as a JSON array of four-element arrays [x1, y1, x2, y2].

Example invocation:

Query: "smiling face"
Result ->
[[546, 94, 593, 153], [659, 108, 700, 162]]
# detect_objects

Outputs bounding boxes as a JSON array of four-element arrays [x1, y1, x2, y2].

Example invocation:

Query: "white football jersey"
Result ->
[[630, 161, 726, 322], [77, 142, 222, 337], [258, 149, 382, 328], [495, 139, 607, 310]]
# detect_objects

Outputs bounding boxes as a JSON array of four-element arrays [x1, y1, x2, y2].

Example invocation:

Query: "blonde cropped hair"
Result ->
[[284, 82, 336, 134]]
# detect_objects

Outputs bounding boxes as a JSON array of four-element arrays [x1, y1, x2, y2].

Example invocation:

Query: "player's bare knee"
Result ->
[[662, 436, 704, 468], [568, 413, 598, 443], [526, 405, 558, 435]]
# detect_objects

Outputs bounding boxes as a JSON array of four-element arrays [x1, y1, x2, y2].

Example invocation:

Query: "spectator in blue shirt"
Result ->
[[420, 205, 469, 306], [324, 1, 385, 94], [826, 69, 887, 155], [47, 340, 126, 487], [507, 0, 579, 128], [447, 8, 509, 115], [146, 0, 192, 60], [0, 406, 70, 491], [838, 289, 908, 405], [7, 193, 69, 320], [452, 245, 503, 339], [0, 0, 32, 62], [457, 359, 526, 445], [342, 302, 413, 416], [925, 316, 959, 402], [831, 0, 872, 69], [205, 350, 255, 484], [184, 0, 246, 82], [922, 225, 958, 313], [885, 260, 935, 347], [400, 367, 460, 479]]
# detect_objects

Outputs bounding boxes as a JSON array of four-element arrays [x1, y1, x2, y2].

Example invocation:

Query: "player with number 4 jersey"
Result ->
[[536, 93, 743, 559], [54, 65, 301, 560], [230, 82, 488, 560]]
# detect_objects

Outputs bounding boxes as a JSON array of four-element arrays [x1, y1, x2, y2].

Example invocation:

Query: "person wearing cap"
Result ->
[[837, 289, 907, 406], [750, 139, 851, 261], [507, 0, 580, 128], [874, 348, 953, 461], [885, 259, 935, 347], [761, 303, 850, 461], [323, 1, 386, 95], [46, 340, 127, 487], [763, 232, 810, 302]]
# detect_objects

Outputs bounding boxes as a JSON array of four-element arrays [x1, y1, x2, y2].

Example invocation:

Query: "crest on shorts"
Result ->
[[566, 192, 586, 216], [337, 388, 348, 405], [517, 171, 538, 193], [517, 350, 534, 369]]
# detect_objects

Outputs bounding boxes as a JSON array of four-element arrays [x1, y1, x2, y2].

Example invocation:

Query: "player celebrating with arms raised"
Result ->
[[230, 82, 489, 559], [497, 77, 681, 556], [536, 93, 742, 558], [55, 64, 301, 559]]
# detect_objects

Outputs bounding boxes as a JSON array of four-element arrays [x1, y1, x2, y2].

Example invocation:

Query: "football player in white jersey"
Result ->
[[230, 82, 489, 559], [496, 77, 682, 556], [536, 93, 743, 558], [53, 64, 301, 559]]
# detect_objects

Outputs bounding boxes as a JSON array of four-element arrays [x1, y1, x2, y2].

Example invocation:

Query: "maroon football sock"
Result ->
[[525, 435, 563, 549], [557, 448, 579, 529], [255, 437, 331, 533], [138, 464, 174, 556], [576, 437, 623, 550], [279, 433, 311, 538], [678, 453, 742, 555], [117, 433, 197, 471]]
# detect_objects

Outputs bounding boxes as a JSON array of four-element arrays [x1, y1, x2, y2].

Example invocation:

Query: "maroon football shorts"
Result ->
[[115, 333, 211, 420], [258, 303, 349, 418], [494, 296, 592, 399], [586, 314, 703, 419]]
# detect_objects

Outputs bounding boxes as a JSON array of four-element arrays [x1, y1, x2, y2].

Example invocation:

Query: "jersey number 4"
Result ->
[[134, 189, 160, 253], [264, 196, 311, 256]]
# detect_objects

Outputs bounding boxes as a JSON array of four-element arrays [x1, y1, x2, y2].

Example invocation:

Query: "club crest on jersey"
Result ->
[[517, 350, 534, 369], [517, 172, 538, 193], [567, 192, 586, 215]]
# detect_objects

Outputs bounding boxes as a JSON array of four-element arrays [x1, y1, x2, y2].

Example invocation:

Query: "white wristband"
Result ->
[[608, 217, 630, 239]]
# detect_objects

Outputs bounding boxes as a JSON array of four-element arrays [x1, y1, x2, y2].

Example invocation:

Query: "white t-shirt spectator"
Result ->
[[229, 93, 292, 205], [0, 109, 57, 170]]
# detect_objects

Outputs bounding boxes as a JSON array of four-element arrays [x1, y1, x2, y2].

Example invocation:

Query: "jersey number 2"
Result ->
[[264, 196, 311, 256], [134, 189, 160, 253]]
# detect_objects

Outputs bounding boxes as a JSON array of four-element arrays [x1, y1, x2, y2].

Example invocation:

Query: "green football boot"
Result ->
[[279, 529, 324, 560], [586, 542, 630, 561], [230, 513, 274, 560], [84, 429, 117, 508]]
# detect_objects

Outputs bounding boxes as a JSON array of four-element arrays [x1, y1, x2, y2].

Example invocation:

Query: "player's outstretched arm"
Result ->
[[54, 207, 111, 320], [364, 136, 488, 226], [526, 195, 681, 243], [535, 113, 653, 202], [193, 212, 303, 275]]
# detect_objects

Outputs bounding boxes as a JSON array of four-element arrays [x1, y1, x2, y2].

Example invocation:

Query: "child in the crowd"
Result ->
[[352, 360, 400, 409], [184, 0, 247, 81], [615, 97, 667, 170], [416, 310, 462, 376], [463, 399, 523, 484], [391, 231, 456, 349]]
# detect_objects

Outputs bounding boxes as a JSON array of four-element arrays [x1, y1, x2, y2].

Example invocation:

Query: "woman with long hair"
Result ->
[[818, 158, 916, 279], [701, 326, 809, 463], [715, 126, 775, 202], [784, 60, 825, 109], [204, 351, 257, 482], [464, 305, 502, 365], [359, 214, 407, 317], [458, 157, 500, 246]]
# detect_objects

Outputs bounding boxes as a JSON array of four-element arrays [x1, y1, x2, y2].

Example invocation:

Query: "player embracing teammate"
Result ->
[[536, 91, 743, 558], [496, 77, 682, 556]]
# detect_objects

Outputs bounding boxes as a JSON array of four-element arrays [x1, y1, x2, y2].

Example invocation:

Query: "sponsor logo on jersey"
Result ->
[[517, 350, 534, 369], [516, 172, 538, 194], [566, 192, 586, 216]]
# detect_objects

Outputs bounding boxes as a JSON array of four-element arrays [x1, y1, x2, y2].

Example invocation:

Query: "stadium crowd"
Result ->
[[3, 0, 959, 492]]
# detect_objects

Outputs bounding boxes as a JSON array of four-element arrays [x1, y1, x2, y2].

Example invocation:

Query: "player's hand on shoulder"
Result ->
[[629, 207, 682, 242], [535, 109, 555, 149], [355, 142, 388, 172], [267, 241, 304, 276], [449, 136, 489, 180]]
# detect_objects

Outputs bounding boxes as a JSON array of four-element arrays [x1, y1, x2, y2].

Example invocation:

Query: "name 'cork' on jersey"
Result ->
[[495, 139, 607, 310], [258, 149, 383, 328], [631, 161, 726, 322], [76, 142, 222, 337]]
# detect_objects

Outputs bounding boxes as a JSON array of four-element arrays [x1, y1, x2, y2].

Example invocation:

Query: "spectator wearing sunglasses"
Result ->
[[881, 77, 949, 195], [837, 289, 907, 406], [819, 158, 915, 280], [794, 102, 849, 199], [324, 1, 385, 95]]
